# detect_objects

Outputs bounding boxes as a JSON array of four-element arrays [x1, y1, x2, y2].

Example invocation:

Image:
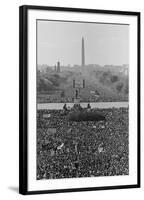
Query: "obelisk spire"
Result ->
[[81, 37, 85, 66]]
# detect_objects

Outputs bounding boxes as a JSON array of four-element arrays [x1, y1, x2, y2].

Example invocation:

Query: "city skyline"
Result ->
[[37, 20, 129, 66]]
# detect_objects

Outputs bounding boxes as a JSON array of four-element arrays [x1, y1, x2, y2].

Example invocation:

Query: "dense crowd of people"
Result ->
[[37, 93, 128, 103], [37, 107, 129, 180]]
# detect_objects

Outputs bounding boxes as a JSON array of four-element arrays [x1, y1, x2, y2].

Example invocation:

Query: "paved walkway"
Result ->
[[37, 102, 128, 110]]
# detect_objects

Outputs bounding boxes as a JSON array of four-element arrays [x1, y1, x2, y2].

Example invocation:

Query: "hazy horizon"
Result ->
[[37, 20, 129, 66]]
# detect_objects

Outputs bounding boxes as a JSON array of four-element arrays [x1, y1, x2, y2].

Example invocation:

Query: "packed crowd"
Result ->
[[37, 94, 128, 103], [37, 107, 129, 180]]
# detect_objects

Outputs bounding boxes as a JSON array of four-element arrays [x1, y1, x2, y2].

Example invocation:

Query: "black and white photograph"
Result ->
[[37, 20, 129, 180], [19, 5, 140, 195]]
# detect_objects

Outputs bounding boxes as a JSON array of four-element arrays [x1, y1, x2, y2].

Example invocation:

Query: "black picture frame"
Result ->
[[19, 5, 141, 195]]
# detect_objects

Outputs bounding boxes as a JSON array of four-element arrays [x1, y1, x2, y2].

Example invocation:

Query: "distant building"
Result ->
[[54, 65, 57, 71], [122, 64, 129, 76], [57, 61, 60, 72]]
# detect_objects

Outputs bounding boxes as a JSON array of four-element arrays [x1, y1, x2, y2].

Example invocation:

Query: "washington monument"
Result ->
[[81, 37, 85, 66]]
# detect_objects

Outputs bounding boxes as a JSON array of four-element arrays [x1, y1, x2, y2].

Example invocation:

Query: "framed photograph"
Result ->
[[19, 5, 140, 195]]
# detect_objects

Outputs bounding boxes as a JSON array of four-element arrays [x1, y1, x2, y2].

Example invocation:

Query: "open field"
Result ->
[[37, 64, 129, 103]]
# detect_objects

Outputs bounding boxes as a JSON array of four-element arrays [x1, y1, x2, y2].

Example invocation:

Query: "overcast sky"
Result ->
[[37, 20, 129, 66]]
